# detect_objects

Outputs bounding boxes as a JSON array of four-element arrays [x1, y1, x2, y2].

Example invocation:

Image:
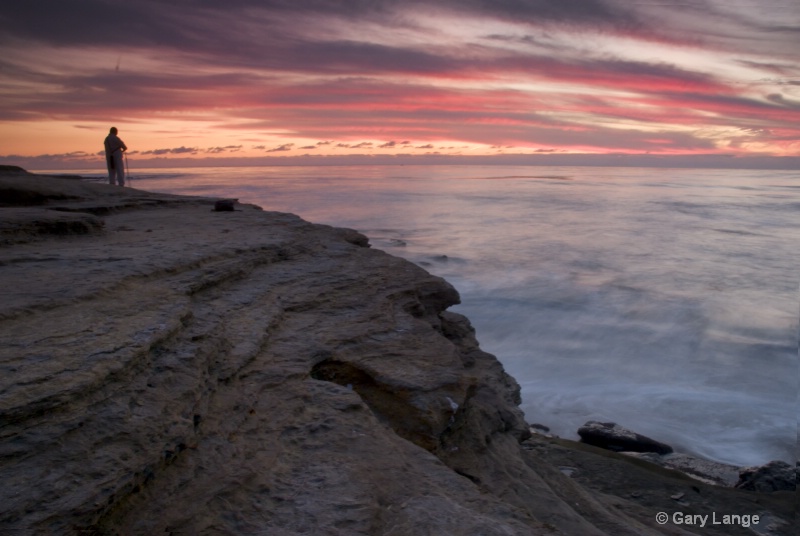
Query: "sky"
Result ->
[[1, 0, 799, 169]]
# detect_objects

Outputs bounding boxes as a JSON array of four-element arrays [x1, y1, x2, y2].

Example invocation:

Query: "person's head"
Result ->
[[109, 127, 118, 135]]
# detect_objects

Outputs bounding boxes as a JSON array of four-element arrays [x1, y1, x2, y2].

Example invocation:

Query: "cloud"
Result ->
[[4, 151, 95, 161], [0, 1, 631, 47], [141, 146, 199, 155], [2, 2, 796, 73], [0, 1, 797, 159], [206, 145, 243, 153], [766, 93, 800, 109], [266, 143, 295, 152], [735, 59, 796, 76]]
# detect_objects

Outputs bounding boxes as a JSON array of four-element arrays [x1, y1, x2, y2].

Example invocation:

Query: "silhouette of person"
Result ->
[[104, 127, 128, 186]]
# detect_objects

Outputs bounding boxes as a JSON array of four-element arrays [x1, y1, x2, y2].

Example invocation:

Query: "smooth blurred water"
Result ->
[[53, 164, 799, 466]]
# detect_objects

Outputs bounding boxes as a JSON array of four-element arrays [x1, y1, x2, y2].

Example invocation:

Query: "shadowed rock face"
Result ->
[[0, 172, 795, 536]]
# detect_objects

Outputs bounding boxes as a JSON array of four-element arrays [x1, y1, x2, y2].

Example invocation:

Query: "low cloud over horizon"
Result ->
[[1, 0, 798, 168]]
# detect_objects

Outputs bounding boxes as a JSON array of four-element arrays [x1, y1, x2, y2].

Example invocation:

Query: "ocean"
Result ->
[[46, 164, 798, 467]]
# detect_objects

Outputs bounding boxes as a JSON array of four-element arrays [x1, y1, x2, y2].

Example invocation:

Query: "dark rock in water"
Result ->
[[213, 199, 236, 211], [735, 460, 796, 492], [577, 421, 673, 455]]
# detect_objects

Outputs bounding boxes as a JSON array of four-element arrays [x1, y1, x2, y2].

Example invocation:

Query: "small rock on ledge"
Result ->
[[213, 199, 237, 211]]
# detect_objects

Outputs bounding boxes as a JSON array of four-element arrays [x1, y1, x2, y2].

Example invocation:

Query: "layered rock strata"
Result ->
[[0, 170, 794, 535]]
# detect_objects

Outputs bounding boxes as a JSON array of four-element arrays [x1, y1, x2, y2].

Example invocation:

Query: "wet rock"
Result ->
[[621, 452, 741, 487], [735, 460, 796, 492], [578, 421, 673, 455]]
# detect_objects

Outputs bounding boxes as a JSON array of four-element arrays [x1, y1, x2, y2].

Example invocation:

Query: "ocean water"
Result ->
[[51, 165, 798, 466]]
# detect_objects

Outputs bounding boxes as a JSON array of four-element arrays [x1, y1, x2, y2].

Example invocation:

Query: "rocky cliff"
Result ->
[[0, 168, 794, 535]]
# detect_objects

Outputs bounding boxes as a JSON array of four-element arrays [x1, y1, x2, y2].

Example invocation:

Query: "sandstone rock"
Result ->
[[578, 421, 674, 454], [0, 172, 551, 534]]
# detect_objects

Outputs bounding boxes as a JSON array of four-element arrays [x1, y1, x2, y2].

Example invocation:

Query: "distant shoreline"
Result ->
[[6, 152, 800, 172]]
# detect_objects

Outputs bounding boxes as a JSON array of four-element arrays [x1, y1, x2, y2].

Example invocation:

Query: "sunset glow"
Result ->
[[1, 0, 798, 169]]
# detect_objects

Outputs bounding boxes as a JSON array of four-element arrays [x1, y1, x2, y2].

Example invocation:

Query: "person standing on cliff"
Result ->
[[104, 127, 128, 186]]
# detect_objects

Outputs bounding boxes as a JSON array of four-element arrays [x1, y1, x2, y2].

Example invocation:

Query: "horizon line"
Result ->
[[10, 152, 800, 172]]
